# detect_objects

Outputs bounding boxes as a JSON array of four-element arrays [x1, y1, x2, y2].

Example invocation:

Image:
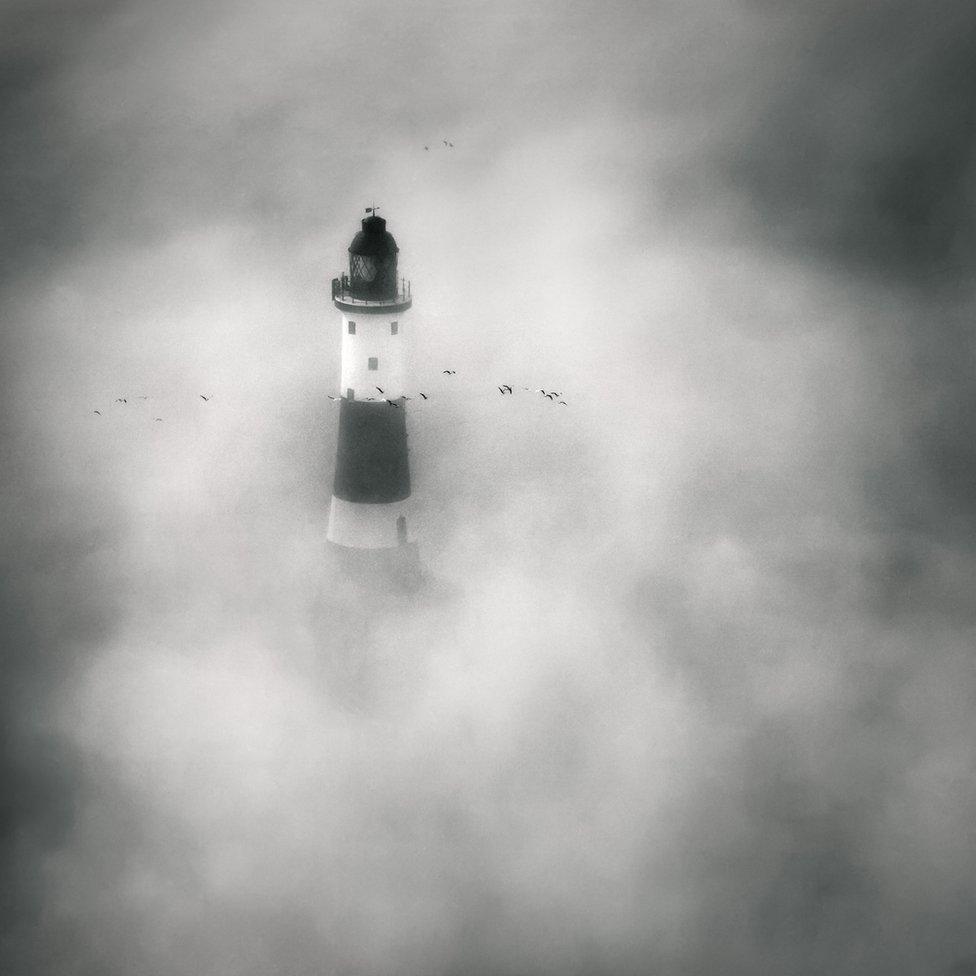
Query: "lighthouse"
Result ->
[[327, 211, 418, 572]]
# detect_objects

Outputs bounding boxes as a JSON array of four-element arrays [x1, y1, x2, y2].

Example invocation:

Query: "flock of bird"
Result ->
[[326, 371, 569, 408], [441, 370, 570, 406], [499, 384, 568, 405], [92, 394, 213, 422], [93, 374, 568, 418]]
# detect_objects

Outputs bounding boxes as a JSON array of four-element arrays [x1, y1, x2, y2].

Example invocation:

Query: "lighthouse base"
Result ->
[[326, 496, 412, 549], [328, 538, 422, 591], [327, 495, 421, 590]]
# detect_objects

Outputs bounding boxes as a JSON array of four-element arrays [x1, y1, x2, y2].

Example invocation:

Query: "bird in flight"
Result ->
[[386, 399, 399, 408], [327, 395, 341, 401], [93, 410, 101, 416], [154, 417, 163, 421], [115, 398, 127, 404], [448, 141, 454, 147], [424, 145, 429, 151], [376, 386, 384, 394], [558, 401, 568, 406], [200, 394, 212, 401], [136, 395, 150, 400], [442, 369, 456, 375], [443, 139, 448, 146], [419, 392, 428, 399], [501, 384, 512, 393]]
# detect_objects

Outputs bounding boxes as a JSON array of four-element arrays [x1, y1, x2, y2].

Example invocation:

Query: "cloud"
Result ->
[[3, 1, 976, 975]]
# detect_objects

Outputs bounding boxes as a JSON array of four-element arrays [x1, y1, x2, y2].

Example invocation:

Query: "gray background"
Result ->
[[2, 1, 975, 974]]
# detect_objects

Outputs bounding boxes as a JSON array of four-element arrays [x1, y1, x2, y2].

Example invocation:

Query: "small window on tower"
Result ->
[[391, 321, 398, 335], [368, 357, 378, 370], [348, 321, 356, 335]]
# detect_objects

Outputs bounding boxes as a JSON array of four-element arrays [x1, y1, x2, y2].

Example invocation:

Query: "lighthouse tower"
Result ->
[[327, 212, 416, 566]]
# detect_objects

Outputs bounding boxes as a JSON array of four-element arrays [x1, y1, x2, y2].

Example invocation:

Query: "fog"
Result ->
[[2, 1, 976, 974]]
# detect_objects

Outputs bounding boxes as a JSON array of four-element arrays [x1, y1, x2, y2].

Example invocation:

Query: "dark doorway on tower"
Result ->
[[396, 516, 407, 545]]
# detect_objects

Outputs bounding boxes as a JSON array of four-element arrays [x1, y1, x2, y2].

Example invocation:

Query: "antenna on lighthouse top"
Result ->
[[365, 204, 380, 215]]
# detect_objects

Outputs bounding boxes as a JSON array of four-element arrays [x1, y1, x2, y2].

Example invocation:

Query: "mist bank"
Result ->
[[2, 1, 976, 974]]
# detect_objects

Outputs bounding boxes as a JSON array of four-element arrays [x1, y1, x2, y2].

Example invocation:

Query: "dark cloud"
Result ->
[[731, 0, 976, 281]]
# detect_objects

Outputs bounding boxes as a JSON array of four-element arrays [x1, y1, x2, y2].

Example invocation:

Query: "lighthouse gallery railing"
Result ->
[[331, 275, 411, 304]]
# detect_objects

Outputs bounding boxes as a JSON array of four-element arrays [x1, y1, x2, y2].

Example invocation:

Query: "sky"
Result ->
[[2, 0, 976, 974]]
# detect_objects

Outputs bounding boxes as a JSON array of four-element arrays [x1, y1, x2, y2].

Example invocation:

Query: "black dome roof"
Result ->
[[349, 215, 399, 258]]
